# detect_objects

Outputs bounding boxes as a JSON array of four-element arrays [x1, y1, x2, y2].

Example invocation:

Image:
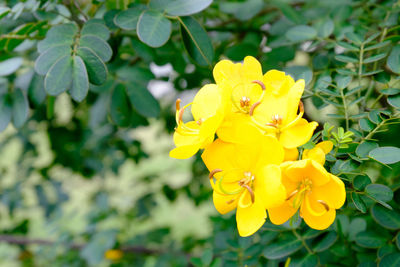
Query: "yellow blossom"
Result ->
[[267, 143, 345, 230], [105, 249, 123, 261], [169, 84, 228, 159], [202, 137, 286, 237]]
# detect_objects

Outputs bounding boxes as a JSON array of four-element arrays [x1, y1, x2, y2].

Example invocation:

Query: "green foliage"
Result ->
[[0, 0, 400, 266]]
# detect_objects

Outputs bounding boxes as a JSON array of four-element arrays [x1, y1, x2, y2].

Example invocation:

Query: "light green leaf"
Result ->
[[355, 231, 385, 248], [0, 94, 12, 132], [219, 0, 263, 21], [387, 46, 400, 74], [359, 118, 375, 131], [70, 56, 89, 102], [110, 84, 131, 127], [363, 53, 387, 64], [126, 84, 160, 118], [364, 40, 391, 51], [150, 0, 212, 16], [37, 23, 77, 53], [263, 236, 302, 259], [371, 204, 400, 230], [356, 141, 378, 158], [271, 0, 302, 24], [345, 32, 363, 45], [44, 55, 73, 96], [80, 230, 116, 265], [388, 94, 400, 109], [80, 35, 112, 62], [77, 47, 107, 85], [0, 57, 23, 76], [286, 25, 317, 42], [318, 19, 334, 38], [380, 88, 400, 95], [34, 45, 71, 75], [11, 89, 29, 128], [137, 10, 171, 48], [369, 146, 400, 164], [335, 55, 358, 63], [81, 22, 110, 41], [348, 218, 367, 241], [114, 5, 147, 30], [179, 16, 214, 66]]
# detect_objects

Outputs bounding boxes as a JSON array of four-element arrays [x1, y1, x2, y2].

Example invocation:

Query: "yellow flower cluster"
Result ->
[[170, 56, 346, 237]]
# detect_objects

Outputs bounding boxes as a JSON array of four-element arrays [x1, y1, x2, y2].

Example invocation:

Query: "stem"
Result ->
[[292, 229, 314, 255], [340, 87, 350, 131], [357, 43, 364, 98], [47, 96, 55, 119]]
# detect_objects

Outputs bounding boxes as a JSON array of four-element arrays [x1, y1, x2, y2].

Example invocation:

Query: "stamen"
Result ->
[[286, 189, 298, 201], [178, 108, 185, 122], [209, 169, 223, 179], [299, 100, 304, 113], [266, 123, 278, 128], [271, 114, 283, 124], [317, 200, 330, 212], [252, 80, 266, 90], [175, 98, 181, 111], [240, 96, 251, 107], [226, 199, 235, 205], [242, 184, 255, 203], [196, 118, 203, 125], [249, 101, 261, 116]]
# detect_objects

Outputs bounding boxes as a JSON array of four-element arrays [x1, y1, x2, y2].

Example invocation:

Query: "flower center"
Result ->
[[238, 171, 255, 203], [240, 96, 251, 107]]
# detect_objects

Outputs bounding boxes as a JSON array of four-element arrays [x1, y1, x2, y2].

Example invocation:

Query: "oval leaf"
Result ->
[[80, 35, 112, 62], [365, 184, 393, 205], [371, 204, 400, 230], [150, 0, 212, 16], [44, 55, 73, 96], [137, 10, 171, 48], [369, 146, 400, 164], [355, 231, 385, 248], [0, 57, 23, 76], [286, 25, 317, 42], [71, 56, 89, 102], [110, 84, 131, 127], [114, 5, 147, 30], [379, 253, 400, 267], [77, 47, 107, 85], [387, 46, 400, 74], [126, 84, 160, 118], [12, 88, 29, 128], [263, 237, 302, 260], [35, 45, 71, 75], [81, 22, 110, 41], [0, 94, 12, 132]]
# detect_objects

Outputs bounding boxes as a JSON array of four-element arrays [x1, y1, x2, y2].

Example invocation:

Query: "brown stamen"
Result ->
[[175, 98, 181, 111], [266, 123, 278, 128], [249, 101, 261, 116], [226, 199, 235, 205], [178, 108, 185, 122], [196, 118, 203, 125], [209, 169, 223, 179], [286, 189, 298, 201], [252, 80, 266, 90], [271, 114, 283, 125], [240, 96, 251, 107], [317, 200, 330, 212], [242, 184, 255, 203], [299, 100, 304, 113]]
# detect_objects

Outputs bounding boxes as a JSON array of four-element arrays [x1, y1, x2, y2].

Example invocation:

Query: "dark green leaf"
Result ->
[[337, 41, 359, 51], [70, 56, 89, 102], [345, 32, 363, 45], [290, 254, 318, 267], [364, 40, 391, 51], [77, 47, 107, 85], [126, 84, 160, 118], [351, 192, 366, 213], [81, 22, 110, 41], [313, 231, 338, 252], [80, 35, 112, 62], [44, 55, 73, 96], [356, 142, 378, 158], [359, 118, 375, 131], [150, 0, 212, 16], [368, 110, 383, 124], [0, 94, 12, 131], [11, 89, 28, 128], [180, 16, 214, 66], [34, 45, 71, 75], [396, 233, 400, 250], [348, 218, 367, 241], [271, 0, 302, 24], [137, 10, 171, 48], [355, 231, 385, 248], [379, 253, 400, 267], [263, 236, 302, 259], [365, 184, 394, 206], [114, 5, 147, 30], [363, 53, 387, 64], [371, 204, 400, 230], [388, 94, 400, 109], [37, 23, 77, 53], [335, 55, 358, 63], [286, 25, 317, 42], [318, 19, 334, 38], [369, 147, 400, 164], [387, 46, 400, 74], [219, 0, 264, 21], [381, 88, 400, 95], [110, 84, 131, 127]]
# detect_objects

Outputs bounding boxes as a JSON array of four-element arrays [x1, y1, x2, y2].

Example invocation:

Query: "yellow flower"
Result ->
[[267, 143, 345, 230], [105, 249, 123, 261], [169, 84, 228, 159], [201, 137, 286, 237]]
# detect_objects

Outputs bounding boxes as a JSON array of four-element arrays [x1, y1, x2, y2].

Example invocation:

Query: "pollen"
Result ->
[[240, 96, 251, 107], [271, 114, 283, 125]]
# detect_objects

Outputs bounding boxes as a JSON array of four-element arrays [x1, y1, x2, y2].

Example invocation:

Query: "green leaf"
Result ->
[[355, 231, 385, 248], [379, 253, 400, 267], [387, 46, 400, 74], [80, 35, 112, 62], [286, 25, 317, 42], [365, 184, 394, 207], [335, 55, 358, 63], [368, 110, 383, 124], [126, 84, 160, 118], [114, 5, 147, 30], [380, 88, 400, 95], [77, 47, 107, 85], [180, 16, 214, 66], [364, 40, 391, 51], [345, 32, 363, 45], [351, 192, 366, 213], [313, 231, 338, 252], [369, 147, 400, 164], [371, 204, 400, 230], [44, 55, 73, 96], [0, 94, 12, 132], [150, 0, 212, 16], [80, 230, 116, 265], [348, 218, 367, 241], [81, 22, 110, 41], [388, 94, 400, 109], [37, 23, 77, 53], [201, 248, 213, 266], [356, 142, 378, 158], [70, 56, 89, 102], [263, 236, 302, 260], [0, 57, 23, 76], [318, 19, 334, 38], [359, 118, 375, 131], [137, 10, 171, 48], [110, 84, 131, 127], [290, 254, 318, 267], [335, 75, 352, 89], [219, 0, 264, 21], [363, 53, 387, 64], [337, 41, 359, 51], [11, 89, 29, 128], [284, 66, 313, 86], [35, 45, 71, 75], [0, 7, 10, 19], [396, 233, 400, 250]]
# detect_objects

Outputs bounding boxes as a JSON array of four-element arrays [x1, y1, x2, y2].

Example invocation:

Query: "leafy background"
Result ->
[[0, 0, 400, 266]]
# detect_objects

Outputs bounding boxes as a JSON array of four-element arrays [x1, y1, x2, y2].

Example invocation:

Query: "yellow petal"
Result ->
[[173, 124, 200, 146], [303, 194, 328, 217], [285, 79, 305, 122], [242, 56, 263, 83], [191, 84, 222, 121], [263, 70, 294, 95], [280, 119, 318, 149], [267, 200, 297, 225], [283, 159, 330, 186], [213, 190, 238, 215], [169, 143, 201, 159], [316, 141, 334, 154], [284, 147, 299, 161], [213, 60, 241, 87], [254, 135, 285, 169], [303, 147, 326, 165], [301, 202, 336, 230], [236, 194, 266, 237], [254, 164, 286, 209], [201, 139, 237, 172], [312, 174, 346, 209]]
